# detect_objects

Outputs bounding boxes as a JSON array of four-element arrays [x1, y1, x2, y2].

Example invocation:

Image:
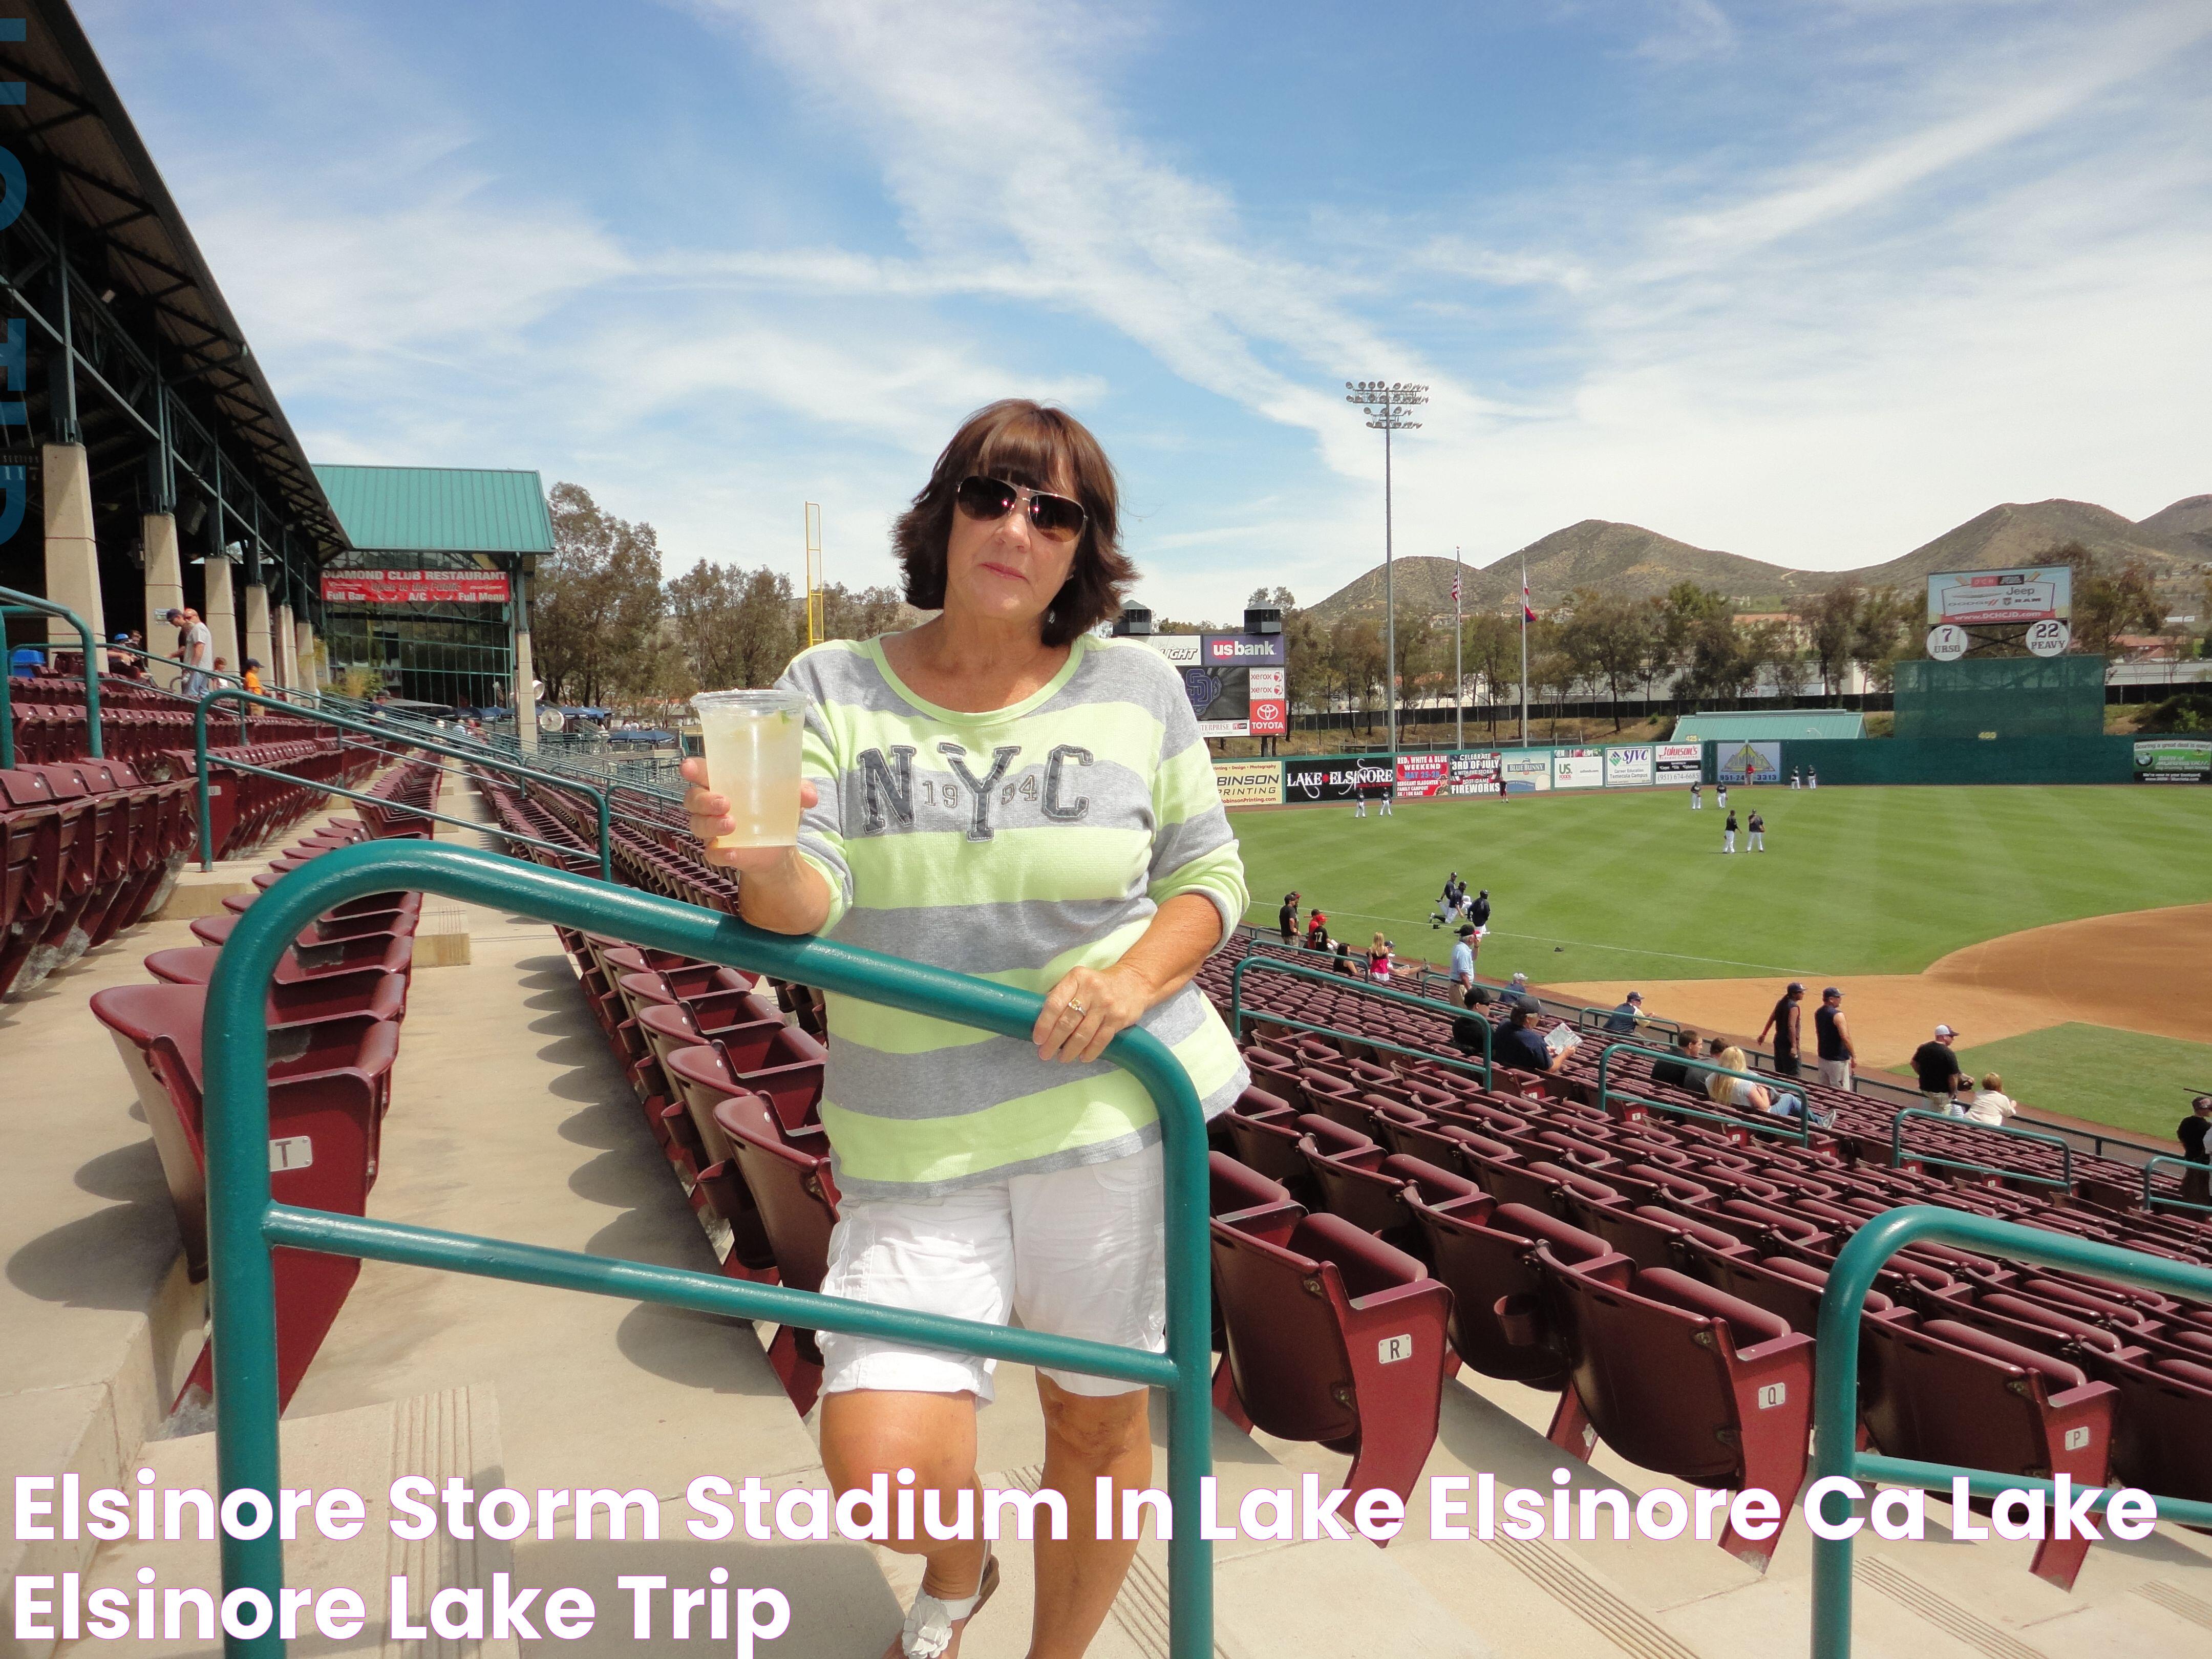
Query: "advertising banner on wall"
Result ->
[[1214, 759, 1286, 805], [1396, 751, 1504, 798], [1604, 746, 1653, 788], [321, 570, 512, 604], [2134, 737, 2212, 784], [1654, 742, 1704, 785], [1500, 751, 1552, 793], [1283, 755, 1392, 803], [1552, 747, 1606, 790], [1131, 632, 1288, 737], [1716, 739, 1782, 784]]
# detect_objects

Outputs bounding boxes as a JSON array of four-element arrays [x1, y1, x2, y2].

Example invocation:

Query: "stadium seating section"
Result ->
[[46, 678, 2202, 1588]]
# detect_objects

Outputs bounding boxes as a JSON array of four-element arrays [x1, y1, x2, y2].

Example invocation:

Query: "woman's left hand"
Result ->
[[1033, 964, 1151, 1065]]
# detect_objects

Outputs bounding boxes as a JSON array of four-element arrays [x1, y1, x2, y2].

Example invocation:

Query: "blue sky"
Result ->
[[81, 0, 2212, 620]]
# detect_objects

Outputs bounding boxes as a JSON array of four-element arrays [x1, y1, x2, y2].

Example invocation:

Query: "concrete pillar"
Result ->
[[143, 513, 183, 670], [274, 602, 296, 688], [295, 619, 319, 691], [244, 581, 273, 686], [513, 564, 539, 752], [41, 442, 105, 670], [203, 556, 239, 675]]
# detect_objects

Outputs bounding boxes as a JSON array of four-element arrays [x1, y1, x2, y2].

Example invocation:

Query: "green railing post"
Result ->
[[1887, 1106, 2073, 1190], [1, 585, 103, 758], [1810, 1205, 2212, 1659], [2140, 1154, 2212, 1215], [190, 687, 617, 881], [1230, 952, 1493, 1089], [203, 840, 1213, 1659]]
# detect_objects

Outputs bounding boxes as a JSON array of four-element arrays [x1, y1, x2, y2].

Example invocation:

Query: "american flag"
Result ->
[[1522, 578, 1537, 625], [1450, 571, 1460, 604]]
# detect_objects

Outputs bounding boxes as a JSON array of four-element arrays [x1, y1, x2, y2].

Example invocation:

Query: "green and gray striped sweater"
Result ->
[[780, 632, 1250, 1201]]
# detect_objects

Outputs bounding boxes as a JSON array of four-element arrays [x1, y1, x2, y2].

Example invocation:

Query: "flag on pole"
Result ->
[[1451, 570, 1461, 605], [1522, 577, 1537, 625]]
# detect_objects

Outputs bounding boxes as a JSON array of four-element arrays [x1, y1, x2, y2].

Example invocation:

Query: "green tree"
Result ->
[[1558, 585, 1655, 731], [535, 482, 668, 706], [665, 560, 801, 691], [1851, 584, 1918, 690], [1803, 583, 1861, 695], [815, 582, 906, 644], [1461, 611, 1518, 742], [2060, 542, 2163, 659]]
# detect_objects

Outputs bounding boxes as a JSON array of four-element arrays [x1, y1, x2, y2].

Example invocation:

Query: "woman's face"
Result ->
[[943, 461, 1082, 633]]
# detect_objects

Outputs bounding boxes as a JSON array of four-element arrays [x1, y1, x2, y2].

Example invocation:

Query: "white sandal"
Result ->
[[895, 1550, 1000, 1659]]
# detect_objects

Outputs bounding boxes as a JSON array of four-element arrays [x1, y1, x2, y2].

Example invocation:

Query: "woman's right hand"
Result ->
[[680, 757, 819, 873]]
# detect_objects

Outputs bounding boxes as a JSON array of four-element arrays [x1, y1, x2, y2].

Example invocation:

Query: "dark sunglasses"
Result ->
[[954, 475, 1087, 542]]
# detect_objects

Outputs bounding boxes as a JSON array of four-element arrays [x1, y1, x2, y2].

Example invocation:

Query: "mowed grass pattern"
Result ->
[[1229, 784, 2212, 982]]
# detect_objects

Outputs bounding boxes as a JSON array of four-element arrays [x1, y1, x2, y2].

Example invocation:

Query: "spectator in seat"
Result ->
[[1277, 890, 1300, 947], [1652, 1028, 1700, 1089], [2180, 1095, 2211, 1208], [678, 398, 1247, 1659], [1305, 907, 1330, 952], [1966, 1073, 2017, 1127], [1604, 990, 1644, 1034], [1499, 1005, 1556, 1073], [1705, 1045, 1773, 1115], [1331, 939, 1356, 977], [1367, 932, 1394, 984], [1502, 971, 1541, 1016], [1909, 1025, 1969, 1114]]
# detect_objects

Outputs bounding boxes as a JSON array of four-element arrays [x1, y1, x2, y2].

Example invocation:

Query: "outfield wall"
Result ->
[[1217, 734, 2205, 804]]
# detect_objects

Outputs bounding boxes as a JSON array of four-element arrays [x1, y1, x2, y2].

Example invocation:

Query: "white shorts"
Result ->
[[816, 1143, 1164, 1403], [1818, 1059, 1853, 1090]]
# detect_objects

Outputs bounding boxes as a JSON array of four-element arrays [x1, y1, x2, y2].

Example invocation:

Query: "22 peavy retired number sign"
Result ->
[[322, 570, 513, 604]]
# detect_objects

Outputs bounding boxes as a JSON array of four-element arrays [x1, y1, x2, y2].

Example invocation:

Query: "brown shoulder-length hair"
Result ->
[[892, 399, 1134, 647]]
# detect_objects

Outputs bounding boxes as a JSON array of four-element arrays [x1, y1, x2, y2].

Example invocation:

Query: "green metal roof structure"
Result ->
[[1671, 709, 1865, 743], [313, 465, 555, 557]]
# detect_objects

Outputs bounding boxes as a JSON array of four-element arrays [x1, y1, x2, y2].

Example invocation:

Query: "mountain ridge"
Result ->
[[1304, 497, 2209, 623]]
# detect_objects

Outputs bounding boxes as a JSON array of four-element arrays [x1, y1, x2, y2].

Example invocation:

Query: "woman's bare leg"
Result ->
[[1030, 1378, 1153, 1659], [820, 1389, 989, 1654]]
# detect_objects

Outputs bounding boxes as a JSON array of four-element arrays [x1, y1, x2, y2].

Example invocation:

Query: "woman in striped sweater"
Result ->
[[681, 399, 1248, 1659]]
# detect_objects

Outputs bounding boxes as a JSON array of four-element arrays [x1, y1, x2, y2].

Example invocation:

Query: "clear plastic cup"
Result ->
[[691, 688, 807, 849]]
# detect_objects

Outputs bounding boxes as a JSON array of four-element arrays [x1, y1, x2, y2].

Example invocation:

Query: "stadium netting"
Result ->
[[1893, 654, 2107, 741]]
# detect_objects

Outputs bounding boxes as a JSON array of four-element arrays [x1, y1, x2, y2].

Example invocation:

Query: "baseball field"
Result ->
[[1230, 782, 2212, 1138]]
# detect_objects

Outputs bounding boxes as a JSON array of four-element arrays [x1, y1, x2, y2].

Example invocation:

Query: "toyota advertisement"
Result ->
[[1132, 632, 1288, 738]]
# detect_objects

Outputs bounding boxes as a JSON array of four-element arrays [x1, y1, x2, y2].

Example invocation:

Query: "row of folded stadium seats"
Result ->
[[86, 764, 444, 1416], [2, 758, 199, 999], [551, 925, 835, 1409], [1198, 1004, 2211, 1586], [7, 696, 334, 766]]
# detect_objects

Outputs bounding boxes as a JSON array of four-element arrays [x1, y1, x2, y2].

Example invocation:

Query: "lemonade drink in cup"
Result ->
[[691, 689, 807, 849]]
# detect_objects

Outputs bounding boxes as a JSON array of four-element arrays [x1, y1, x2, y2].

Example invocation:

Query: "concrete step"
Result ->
[[49, 1385, 513, 1659]]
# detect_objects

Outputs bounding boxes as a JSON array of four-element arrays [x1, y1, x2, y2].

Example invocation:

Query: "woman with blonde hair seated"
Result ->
[[1966, 1072, 2017, 1126], [1706, 1045, 1774, 1114]]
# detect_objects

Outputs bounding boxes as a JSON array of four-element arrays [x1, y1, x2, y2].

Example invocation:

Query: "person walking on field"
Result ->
[[1377, 772, 1394, 816], [2178, 1095, 2211, 1207], [1722, 809, 1738, 854], [1910, 1024, 1970, 1114], [1690, 780, 1702, 811], [1814, 986, 1855, 1090], [1717, 780, 1729, 812], [1759, 982, 1805, 1077], [1747, 809, 1765, 851], [1809, 766, 1819, 790], [1353, 773, 1369, 818]]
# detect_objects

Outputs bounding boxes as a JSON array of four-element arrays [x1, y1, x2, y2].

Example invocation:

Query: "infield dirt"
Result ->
[[1547, 899, 2211, 1069]]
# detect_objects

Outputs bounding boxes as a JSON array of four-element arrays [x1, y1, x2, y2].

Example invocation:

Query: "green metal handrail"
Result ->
[[192, 687, 616, 882], [1888, 1106, 2072, 1191], [1593, 1041, 1812, 1146], [2140, 1154, 2212, 1215], [1810, 1205, 2212, 1658], [203, 840, 1214, 1659], [1, 585, 102, 763], [1230, 953, 1493, 1089]]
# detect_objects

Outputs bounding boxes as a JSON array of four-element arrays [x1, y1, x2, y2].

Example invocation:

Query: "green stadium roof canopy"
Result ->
[[313, 465, 555, 558], [1670, 709, 1864, 743]]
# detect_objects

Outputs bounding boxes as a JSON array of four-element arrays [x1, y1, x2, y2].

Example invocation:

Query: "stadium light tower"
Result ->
[[1344, 380, 1427, 755]]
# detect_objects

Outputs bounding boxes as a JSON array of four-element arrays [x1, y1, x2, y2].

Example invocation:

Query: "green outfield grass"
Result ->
[[1230, 783, 2212, 983], [1951, 1024, 2212, 1145]]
